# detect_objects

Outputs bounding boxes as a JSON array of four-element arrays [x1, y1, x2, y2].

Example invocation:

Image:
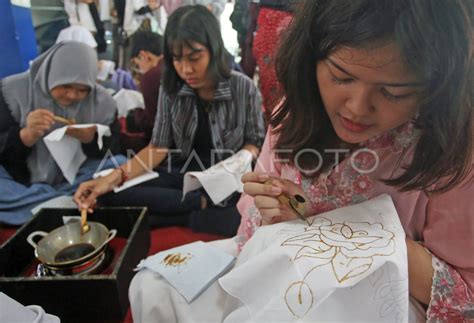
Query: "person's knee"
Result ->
[[129, 269, 156, 298], [129, 269, 177, 322]]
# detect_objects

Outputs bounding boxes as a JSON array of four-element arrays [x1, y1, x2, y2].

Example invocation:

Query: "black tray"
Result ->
[[0, 207, 149, 322]]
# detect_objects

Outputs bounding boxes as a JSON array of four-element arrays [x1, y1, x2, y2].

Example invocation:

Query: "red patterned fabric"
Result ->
[[252, 8, 293, 117], [427, 255, 474, 322]]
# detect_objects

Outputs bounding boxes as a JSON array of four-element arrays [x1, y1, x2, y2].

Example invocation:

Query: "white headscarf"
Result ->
[[2, 41, 117, 185]]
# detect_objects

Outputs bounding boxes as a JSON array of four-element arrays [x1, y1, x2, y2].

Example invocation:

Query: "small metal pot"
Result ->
[[27, 221, 116, 268]]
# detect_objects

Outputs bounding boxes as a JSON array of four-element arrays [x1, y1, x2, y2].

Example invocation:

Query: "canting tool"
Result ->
[[264, 179, 309, 225]]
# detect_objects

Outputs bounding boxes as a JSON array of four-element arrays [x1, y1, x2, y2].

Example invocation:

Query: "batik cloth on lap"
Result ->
[[219, 194, 409, 322]]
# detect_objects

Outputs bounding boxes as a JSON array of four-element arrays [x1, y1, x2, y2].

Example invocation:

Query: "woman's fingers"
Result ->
[[73, 183, 97, 210], [85, 197, 98, 213], [27, 114, 54, 137], [74, 178, 113, 211], [261, 209, 296, 225], [242, 172, 309, 224], [28, 109, 55, 129], [243, 181, 282, 197], [269, 213, 295, 224], [254, 195, 280, 209], [73, 184, 88, 206], [32, 123, 52, 136], [35, 108, 54, 118], [241, 172, 269, 183], [252, 187, 299, 225], [30, 109, 54, 121], [242, 172, 310, 224], [259, 207, 282, 220], [80, 190, 99, 211]]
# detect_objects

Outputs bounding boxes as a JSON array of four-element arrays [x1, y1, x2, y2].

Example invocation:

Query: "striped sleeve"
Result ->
[[244, 76, 265, 148], [150, 86, 173, 148]]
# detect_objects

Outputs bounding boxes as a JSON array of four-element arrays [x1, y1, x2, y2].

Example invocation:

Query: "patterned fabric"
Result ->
[[427, 255, 474, 322], [299, 123, 416, 215], [151, 71, 265, 162], [238, 122, 418, 244], [252, 8, 293, 115], [236, 122, 474, 320]]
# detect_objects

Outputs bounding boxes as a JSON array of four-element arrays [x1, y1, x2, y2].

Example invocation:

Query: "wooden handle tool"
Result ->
[[264, 179, 309, 225], [53, 115, 76, 125], [80, 208, 90, 235]]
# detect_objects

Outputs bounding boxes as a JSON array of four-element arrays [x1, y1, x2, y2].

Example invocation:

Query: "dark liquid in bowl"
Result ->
[[55, 243, 95, 263]]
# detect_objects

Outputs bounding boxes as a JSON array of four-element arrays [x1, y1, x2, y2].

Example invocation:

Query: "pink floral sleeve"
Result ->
[[427, 255, 474, 322], [236, 129, 280, 247]]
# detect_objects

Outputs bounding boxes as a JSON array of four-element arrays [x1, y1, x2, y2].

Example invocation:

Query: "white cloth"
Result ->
[[123, 0, 158, 36], [219, 194, 409, 322], [43, 124, 111, 184], [63, 0, 97, 33], [112, 88, 145, 117], [135, 241, 236, 302], [130, 195, 415, 323], [93, 168, 158, 193], [129, 238, 239, 323], [0, 292, 60, 323], [31, 195, 76, 215], [97, 60, 116, 81], [183, 149, 253, 205], [56, 25, 97, 48], [99, 0, 111, 21]]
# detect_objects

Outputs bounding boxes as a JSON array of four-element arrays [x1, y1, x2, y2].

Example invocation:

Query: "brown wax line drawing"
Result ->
[[281, 218, 396, 318]]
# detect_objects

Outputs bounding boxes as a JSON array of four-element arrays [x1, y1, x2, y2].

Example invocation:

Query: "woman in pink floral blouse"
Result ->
[[240, 0, 473, 321]]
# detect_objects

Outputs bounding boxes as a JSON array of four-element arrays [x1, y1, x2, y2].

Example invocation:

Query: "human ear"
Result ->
[[139, 50, 149, 61]]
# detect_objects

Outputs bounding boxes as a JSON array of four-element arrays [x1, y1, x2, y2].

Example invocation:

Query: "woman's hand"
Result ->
[[73, 171, 121, 212], [406, 237, 434, 305], [20, 109, 55, 147], [242, 172, 310, 225], [66, 125, 97, 143]]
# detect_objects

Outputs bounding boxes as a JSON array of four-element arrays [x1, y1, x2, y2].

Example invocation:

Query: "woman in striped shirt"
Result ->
[[74, 5, 265, 236]]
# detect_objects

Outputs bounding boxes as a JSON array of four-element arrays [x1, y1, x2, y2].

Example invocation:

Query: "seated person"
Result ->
[[121, 31, 164, 153], [128, 0, 473, 322], [74, 5, 266, 236], [0, 41, 122, 225]]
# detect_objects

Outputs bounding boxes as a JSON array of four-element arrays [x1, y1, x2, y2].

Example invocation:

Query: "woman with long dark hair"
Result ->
[[129, 0, 473, 321], [74, 5, 265, 236]]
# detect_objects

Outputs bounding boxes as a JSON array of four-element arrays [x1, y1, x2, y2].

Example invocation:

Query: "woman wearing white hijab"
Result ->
[[0, 41, 123, 225]]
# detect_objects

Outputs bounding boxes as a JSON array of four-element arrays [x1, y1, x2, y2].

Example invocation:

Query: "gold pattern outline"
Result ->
[[281, 217, 396, 318]]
